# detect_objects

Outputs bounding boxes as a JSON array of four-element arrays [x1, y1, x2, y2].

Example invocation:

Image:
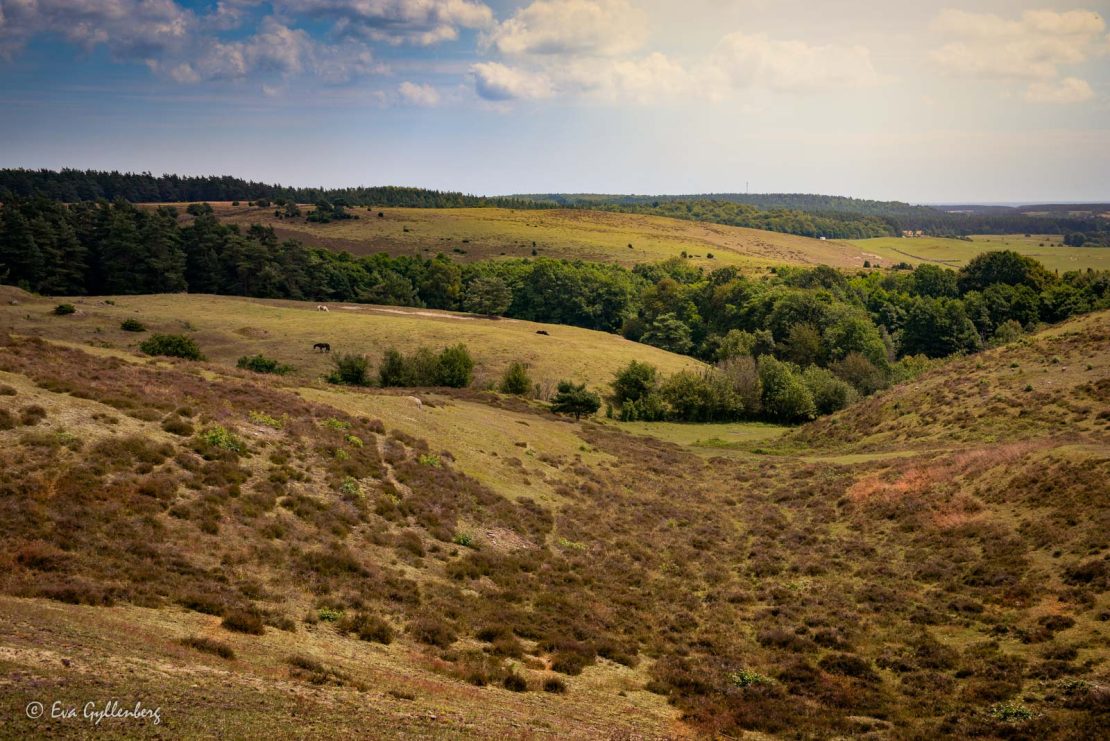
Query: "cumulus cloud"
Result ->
[[711, 32, 881, 93], [931, 8, 1103, 104], [0, 0, 193, 60], [471, 61, 552, 100], [279, 0, 494, 46], [398, 80, 441, 105], [485, 0, 647, 57]]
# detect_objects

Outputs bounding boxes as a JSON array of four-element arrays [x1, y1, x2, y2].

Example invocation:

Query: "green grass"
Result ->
[[848, 234, 1110, 272], [612, 419, 787, 452], [165, 202, 880, 271]]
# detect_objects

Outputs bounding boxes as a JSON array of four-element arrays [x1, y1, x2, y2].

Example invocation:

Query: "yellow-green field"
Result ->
[[848, 234, 1110, 273], [161, 202, 877, 270], [0, 292, 700, 391], [160, 203, 1110, 274]]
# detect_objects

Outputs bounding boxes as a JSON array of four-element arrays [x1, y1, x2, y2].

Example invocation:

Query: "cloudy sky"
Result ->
[[1, 0, 1107, 202]]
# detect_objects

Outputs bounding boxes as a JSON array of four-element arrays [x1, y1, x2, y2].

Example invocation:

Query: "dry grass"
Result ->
[[0, 307, 1107, 738]]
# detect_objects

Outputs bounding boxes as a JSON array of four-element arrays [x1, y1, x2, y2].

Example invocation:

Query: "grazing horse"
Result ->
[[317, 305, 330, 312], [313, 342, 331, 353], [536, 330, 550, 336]]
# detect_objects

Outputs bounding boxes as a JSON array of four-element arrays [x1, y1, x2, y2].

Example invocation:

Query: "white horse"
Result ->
[[317, 305, 329, 312]]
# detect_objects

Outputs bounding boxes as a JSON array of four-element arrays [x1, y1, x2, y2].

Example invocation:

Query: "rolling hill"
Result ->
[[0, 291, 1106, 738]]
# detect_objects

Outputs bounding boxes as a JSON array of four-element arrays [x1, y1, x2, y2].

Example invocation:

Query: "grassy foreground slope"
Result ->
[[0, 297, 1107, 738]]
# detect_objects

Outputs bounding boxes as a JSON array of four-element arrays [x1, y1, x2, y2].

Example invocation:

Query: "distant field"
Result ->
[[848, 234, 1110, 272], [157, 202, 876, 270], [0, 292, 700, 391]]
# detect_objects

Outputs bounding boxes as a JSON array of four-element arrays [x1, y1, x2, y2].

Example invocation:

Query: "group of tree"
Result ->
[[0, 169, 541, 210], [3, 198, 1108, 399]]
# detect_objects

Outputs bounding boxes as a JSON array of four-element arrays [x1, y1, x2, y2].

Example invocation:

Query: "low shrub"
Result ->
[[20, 405, 47, 426], [180, 636, 235, 659], [237, 354, 294, 375], [139, 334, 204, 360], [379, 344, 474, 388], [543, 677, 567, 694], [502, 673, 528, 692], [221, 609, 265, 635], [53, 303, 76, 316], [120, 318, 146, 332], [499, 362, 532, 396], [327, 354, 372, 387], [409, 615, 457, 647]]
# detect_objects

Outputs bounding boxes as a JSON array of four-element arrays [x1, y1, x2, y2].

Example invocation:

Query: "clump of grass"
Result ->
[[409, 615, 457, 648], [502, 673, 528, 692], [417, 454, 441, 468], [543, 677, 567, 694], [338, 613, 395, 644], [730, 669, 775, 688], [317, 606, 343, 623], [0, 384, 17, 396], [221, 609, 264, 635], [322, 417, 349, 431], [120, 318, 146, 332], [344, 434, 364, 447], [180, 636, 235, 659], [248, 410, 284, 429], [453, 532, 474, 548], [988, 701, 1035, 723], [199, 425, 244, 454], [20, 405, 48, 426], [161, 414, 194, 436]]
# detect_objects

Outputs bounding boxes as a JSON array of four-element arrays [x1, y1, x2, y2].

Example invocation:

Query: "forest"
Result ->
[[3, 196, 1108, 412], [6, 168, 1108, 244]]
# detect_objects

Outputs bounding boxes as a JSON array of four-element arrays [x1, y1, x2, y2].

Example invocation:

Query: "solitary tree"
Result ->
[[550, 381, 601, 420]]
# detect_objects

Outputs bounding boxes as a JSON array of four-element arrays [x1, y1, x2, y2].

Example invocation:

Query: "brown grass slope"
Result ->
[[0, 312, 1107, 738]]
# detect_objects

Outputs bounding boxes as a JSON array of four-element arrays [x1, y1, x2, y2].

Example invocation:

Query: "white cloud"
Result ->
[[485, 0, 647, 57], [471, 61, 552, 100], [930, 8, 1103, 105], [1025, 76, 1094, 104], [280, 0, 494, 46], [399, 80, 441, 105], [711, 32, 881, 93]]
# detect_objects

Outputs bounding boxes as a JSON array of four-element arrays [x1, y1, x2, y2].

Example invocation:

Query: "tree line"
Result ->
[[0, 169, 540, 210], [2, 197, 1107, 394]]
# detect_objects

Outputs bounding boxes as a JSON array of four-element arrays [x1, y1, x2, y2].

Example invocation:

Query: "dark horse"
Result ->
[[313, 343, 331, 353]]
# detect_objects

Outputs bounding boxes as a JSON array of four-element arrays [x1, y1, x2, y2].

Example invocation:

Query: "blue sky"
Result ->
[[1, 0, 1108, 202]]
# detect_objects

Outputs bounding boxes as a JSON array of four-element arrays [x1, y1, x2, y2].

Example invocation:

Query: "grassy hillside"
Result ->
[[0, 293, 700, 390], [0, 296, 1107, 738], [166, 202, 877, 270], [849, 234, 1110, 273]]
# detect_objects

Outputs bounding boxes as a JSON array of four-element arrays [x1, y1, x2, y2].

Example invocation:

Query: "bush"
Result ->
[[139, 334, 204, 360], [830, 352, 887, 395], [237, 354, 293, 375], [499, 362, 532, 396], [502, 673, 529, 692], [221, 609, 265, 635], [327, 354, 372, 387], [340, 613, 395, 644], [180, 636, 235, 659], [120, 318, 146, 332], [611, 360, 658, 404], [550, 381, 601, 420], [436, 344, 475, 388], [802, 366, 858, 415], [658, 369, 741, 423], [409, 615, 457, 647], [758, 356, 816, 423], [379, 344, 474, 388], [53, 303, 76, 316], [543, 677, 568, 694]]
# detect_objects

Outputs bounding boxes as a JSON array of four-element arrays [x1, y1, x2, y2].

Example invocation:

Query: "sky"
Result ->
[[0, 0, 1108, 203]]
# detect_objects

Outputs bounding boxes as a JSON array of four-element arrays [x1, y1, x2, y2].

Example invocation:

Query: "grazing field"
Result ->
[[0, 292, 700, 391], [849, 234, 1110, 272], [0, 286, 1107, 738], [161, 202, 876, 270]]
